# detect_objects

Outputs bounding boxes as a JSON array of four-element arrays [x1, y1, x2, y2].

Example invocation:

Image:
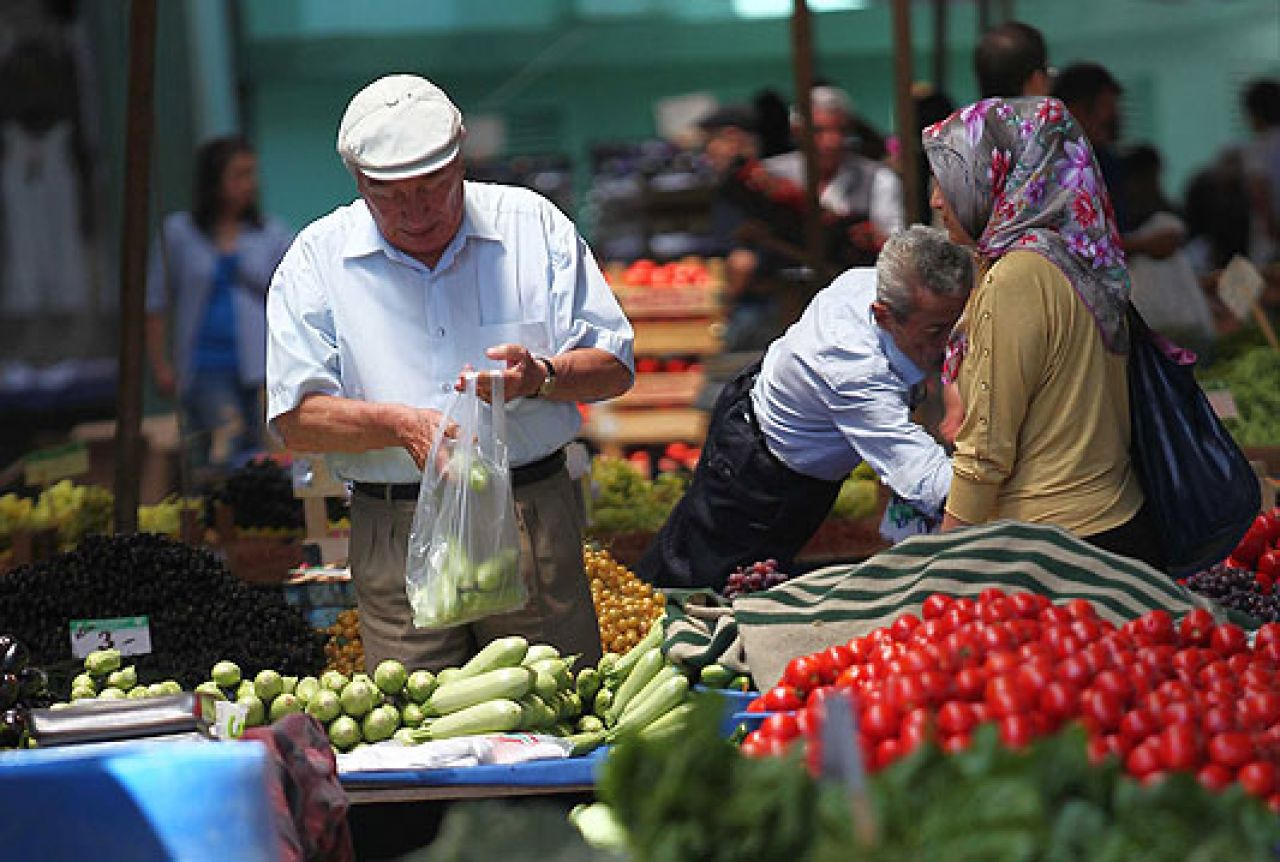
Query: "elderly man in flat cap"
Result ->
[[267, 75, 634, 672]]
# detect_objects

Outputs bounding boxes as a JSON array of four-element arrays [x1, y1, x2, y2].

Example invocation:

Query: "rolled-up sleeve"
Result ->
[[266, 241, 342, 424], [546, 212, 635, 376], [947, 268, 1047, 523], [827, 371, 951, 514]]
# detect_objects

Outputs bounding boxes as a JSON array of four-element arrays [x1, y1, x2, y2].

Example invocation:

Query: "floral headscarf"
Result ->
[[923, 97, 1130, 353]]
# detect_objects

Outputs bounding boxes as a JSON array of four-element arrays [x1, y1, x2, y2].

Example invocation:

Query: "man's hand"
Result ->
[[395, 405, 459, 471], [456, 344, 546, 402]]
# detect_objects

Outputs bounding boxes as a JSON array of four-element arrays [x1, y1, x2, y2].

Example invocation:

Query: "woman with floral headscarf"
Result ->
[[923, 97, 1163, 569]]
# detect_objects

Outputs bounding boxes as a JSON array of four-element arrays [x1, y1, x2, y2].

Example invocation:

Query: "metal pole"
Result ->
[[977, 0, 992, 35], [893, 0, 920, 226], [789, 0, 825, 281], [932, 0, 948, 93], [114, 0, 158, 534]]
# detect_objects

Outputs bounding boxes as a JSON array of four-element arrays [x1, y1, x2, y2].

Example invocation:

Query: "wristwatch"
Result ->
[[534, 356, 557, 398]]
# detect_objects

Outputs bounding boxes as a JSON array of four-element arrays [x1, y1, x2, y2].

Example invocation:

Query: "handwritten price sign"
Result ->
[[69, 616, 152, 659]]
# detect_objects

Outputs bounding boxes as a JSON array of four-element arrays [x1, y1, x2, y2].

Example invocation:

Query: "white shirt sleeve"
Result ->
[[265, 238, 343, 424], [869, 167, 905, 236]]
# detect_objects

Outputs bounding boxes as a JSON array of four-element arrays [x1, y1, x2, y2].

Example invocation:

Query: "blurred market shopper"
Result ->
[[924, 97, 1163, 570], [764, 85, 905, 248], [146, 136, 294, 472], [1241, 77, 1280, 264], [266, 75, 634, 671], [637, 225, 972, 591], [974, 20, 1053, 99]]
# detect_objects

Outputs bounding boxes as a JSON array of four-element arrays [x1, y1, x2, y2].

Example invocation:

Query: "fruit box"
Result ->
[[612, 371, 704, 409], [219, 535, 306, 585]]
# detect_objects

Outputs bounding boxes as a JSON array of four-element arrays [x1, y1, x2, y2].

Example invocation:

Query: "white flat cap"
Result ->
[[337, 74, 463, 181]]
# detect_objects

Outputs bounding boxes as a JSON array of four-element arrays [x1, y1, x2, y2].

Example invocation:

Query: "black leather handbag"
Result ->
[[1126, 303, 1260, 576]]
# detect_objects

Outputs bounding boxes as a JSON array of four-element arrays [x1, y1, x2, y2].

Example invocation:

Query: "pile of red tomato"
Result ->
[[1226, 507, 1280, 590], [742, 589, 1280, 810], [618, 258, 712, 289]]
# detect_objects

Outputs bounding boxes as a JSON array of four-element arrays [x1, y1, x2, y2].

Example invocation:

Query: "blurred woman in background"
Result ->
[[145, 136, 293, 474]]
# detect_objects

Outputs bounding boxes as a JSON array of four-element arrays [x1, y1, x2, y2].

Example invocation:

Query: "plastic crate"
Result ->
[[0, 739, 277, 860]]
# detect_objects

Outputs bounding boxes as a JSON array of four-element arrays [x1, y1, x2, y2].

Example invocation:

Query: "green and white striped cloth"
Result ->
[[719, 520, 1201, 691]]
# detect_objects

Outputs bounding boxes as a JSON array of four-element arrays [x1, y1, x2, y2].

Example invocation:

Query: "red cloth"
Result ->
[[242, 713, 354, 862]]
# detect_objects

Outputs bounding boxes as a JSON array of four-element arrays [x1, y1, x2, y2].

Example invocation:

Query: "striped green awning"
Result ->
[[730, 520, 1199, 691]]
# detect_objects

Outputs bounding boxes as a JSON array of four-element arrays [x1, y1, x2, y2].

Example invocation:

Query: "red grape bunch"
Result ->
[[722, 559, 789, 600]]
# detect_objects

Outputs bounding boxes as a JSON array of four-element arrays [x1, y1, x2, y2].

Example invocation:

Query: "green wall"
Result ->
[[236, 0, 1279, 240]]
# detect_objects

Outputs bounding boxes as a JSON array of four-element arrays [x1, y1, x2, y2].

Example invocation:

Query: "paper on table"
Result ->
[[1218, 255, 1264, 323], [336, 733, 576, 774]]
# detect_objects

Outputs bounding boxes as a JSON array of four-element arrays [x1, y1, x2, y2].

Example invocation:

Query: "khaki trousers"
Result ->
[[348, 467, 602, 673]]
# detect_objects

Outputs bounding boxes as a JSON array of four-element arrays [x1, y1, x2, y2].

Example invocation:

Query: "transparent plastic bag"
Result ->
[[406, 372, 526, 628]]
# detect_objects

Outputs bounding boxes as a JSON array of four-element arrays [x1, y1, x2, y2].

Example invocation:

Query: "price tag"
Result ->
[[213, 700, 249, 740], [1218, 255, 1264, 323], [69, 616, 152, 659], [1205, 388, 1240, 421], [24, 441, 89, 486]]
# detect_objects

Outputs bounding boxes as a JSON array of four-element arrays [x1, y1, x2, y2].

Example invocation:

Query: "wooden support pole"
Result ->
[[113, 0, 158, 535], [893, 0, 921, 226]]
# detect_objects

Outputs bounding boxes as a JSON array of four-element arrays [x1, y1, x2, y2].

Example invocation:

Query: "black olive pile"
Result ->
[[0, 534, 325, 693], [1185, 562, 1280, 622], [0, 634, 52, 748], [207, 458, 304, 530]]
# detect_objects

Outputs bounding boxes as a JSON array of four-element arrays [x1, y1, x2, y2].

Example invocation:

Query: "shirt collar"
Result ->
[[873, 308, 926, 388], [341, 183, 503, 263]]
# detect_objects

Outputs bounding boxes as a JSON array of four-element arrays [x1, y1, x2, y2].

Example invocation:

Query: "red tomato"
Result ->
[[953, 667, 987, 702], [1240, 692, 1280, 729], [1092, 669, 1134, 705], [1239, 761, 1277, 797], [998, 714, 1035, 749], [984, 649, 1020, 675], [1157, 722, 1202, 772], [1201, 705, 1237, 736], [1126, 741, 1163, 778], [1119, 708, 1161, 747], [760, 712, 800, 743], [783, 656, 823, 691], [1133, 609, 1176, 645], [761, 685, 803, 712], [1065, 598, 1097, 621], [1009, 591, 1044, 619], [1163, 701, 1201, 727], [890, 613, 921, 642], [941, 732, 971, 754], [937, 700, 978, 736], [1056, 654, 1094, 688], [1178, 609, 1216, 647], [860, 702, 900, 741], [951, 597, 978, 622], [1196, 762, 1235, 792], [1082, 687, 1124, 732], [1208, 731, 1255, 769], [1227, 652, 1253, 676], [822, 644, 855, 676], [921, 594, 953, 620], [1039, 681, 1080, 723], [980, 596, 1014, 624], [978, 586, 1009, 605], [875, 737, 904, 769], [1039, 604, 1074, 627], [917, 669, 954, 705], [1210, 623, 1249, 657]]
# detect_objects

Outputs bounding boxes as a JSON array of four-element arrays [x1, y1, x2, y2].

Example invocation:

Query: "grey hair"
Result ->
[[789, 85, 855, 126], [875, 225, 975, 319]]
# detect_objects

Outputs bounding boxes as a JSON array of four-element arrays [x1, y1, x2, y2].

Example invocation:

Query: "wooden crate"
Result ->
[[611, 371, 704, 409]]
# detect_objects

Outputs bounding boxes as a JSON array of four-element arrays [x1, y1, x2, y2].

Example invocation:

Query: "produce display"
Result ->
[[60, 626, 693, 754], [0, 480, 113, 553], [0, 634, 52, 749], [137, 497, 205, 538], [586, 457, 686, 536], [207, 457, 304, 532], [584, 546, 665, 654], [0, 533, 325, 691], [591, 694, 1280, 862], [744, 590, 1280, 811], [1201, 346, 1280, 445], [1185, 510, 1280, 622], [614, 258, 714, 289], [721, 558, 789, 601], [323, 609, 365, 676]]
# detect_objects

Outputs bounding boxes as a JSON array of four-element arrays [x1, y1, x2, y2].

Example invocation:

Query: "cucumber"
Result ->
[[457, 636, 529, 679], [608, 675, 689, 740], [619, 665, 679, 724], [607, 622, 663, 684], [605, 647, 664, 725], [424, 667, 533, 716], [698, 663, 735, 689], [638, 702, 696, 743], [413, 699, 524, 740], [521, 644, 560, 666]]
